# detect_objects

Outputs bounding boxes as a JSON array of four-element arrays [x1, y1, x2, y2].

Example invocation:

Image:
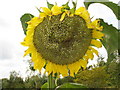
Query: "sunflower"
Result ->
[[21, 4, 104, 77]]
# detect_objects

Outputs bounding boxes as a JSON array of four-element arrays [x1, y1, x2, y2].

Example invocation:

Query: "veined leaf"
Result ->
[[84, 0, 119, 20], [100, 19, 118, 62], [20, 13, 34, 35]]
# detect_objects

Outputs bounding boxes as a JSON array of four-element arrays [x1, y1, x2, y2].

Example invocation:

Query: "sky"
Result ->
[[0, 0, 119, 79]]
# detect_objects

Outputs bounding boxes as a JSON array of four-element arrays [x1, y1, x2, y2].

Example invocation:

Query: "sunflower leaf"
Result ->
[[56, 83, 88, 89], [20, 13, 34, 35], [84, 0, 120, 20], [41, 82, 48, 89], [100, 19, 119, 62], [47, 1, 54, 9]]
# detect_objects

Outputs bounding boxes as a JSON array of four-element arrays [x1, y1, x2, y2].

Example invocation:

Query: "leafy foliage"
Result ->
[[2, 71, 47, 89], [106, 60, 120, 88], [20, 13, 34, 35], [74, 66, 110, 88], [2, 71, 25, 88], [100, 19, 118, 62], [24, 75, 47, 88], [84, 0, 119, 20]]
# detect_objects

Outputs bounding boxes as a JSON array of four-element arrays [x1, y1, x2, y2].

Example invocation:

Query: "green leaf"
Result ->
[[41, 82, 48, 89], [20, 13, 34, 35], [84, 0, 120, 20], [56, 83, 88, 89], [100, 19, 118, 62], [47, 1, 54, 9]]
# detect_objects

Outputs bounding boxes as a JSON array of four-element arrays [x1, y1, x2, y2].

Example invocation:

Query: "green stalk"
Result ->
[[48, 73, 55, 89]]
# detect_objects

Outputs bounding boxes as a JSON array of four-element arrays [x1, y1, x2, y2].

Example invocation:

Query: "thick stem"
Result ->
[[48, 73, 55, 89]]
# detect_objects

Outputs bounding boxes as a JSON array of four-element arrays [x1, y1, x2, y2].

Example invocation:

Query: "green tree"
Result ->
[[2, 78, 10, 88], [24, 75, 47, 88], [2, 71, 25, 88]]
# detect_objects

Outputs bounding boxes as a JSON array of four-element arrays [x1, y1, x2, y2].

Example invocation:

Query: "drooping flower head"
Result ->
[[21, 2, 104, 77]]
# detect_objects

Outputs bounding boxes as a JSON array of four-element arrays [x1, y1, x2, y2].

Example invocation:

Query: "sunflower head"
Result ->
[[21, 2, 104, 77]]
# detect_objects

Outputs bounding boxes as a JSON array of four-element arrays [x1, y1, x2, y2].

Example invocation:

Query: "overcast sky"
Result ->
[[0, 0, 119, 79]]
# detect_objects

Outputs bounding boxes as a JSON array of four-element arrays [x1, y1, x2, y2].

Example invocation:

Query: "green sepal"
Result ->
[[72, 0, 77, 10], [84, 0, 120, 20], [70, 0, 77, 14], [100, 19, 118, 62], [36, 7, 41, 13], [47, 1, 54, 9], [61, 1, 70, 12], [20, 13, 34, 35], [70, 8, 75, 14]]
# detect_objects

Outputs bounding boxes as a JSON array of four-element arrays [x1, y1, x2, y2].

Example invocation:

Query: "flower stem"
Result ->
[[48, 73, 55, 89]]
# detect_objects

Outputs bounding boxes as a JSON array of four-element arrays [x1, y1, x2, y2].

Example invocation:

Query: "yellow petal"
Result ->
[[69, 14, 74, 17], [68, 60, 82, 76], [34, 58, 45, 71], [88, 20, 103, 31], [92, 30, 104, 39], [86, 50, 94, 60], [46, 61, 53, 76], [39, 12, 47, 18], [89, 46, 98, 56], [58, 65, 68, 77], [31, 49, 38, 62], [24, 47, 31, 56], [41, 7, 51, 15], [51, 5, 62, 15], [79, 60, 87, 69], [75, 7, 90, 23], [83, 55, 89, 61], [24, 36, 33, 46], [64, 10, 70, 16], [28, 17, 41, 26], [27, 25, 34, 31], [21, 41, 28, 46], [60, 12, 66, 21], [91, 39, 102, 48]]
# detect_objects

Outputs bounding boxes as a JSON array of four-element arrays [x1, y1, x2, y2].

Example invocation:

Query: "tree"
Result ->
[[2, 71, 25, 88]]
